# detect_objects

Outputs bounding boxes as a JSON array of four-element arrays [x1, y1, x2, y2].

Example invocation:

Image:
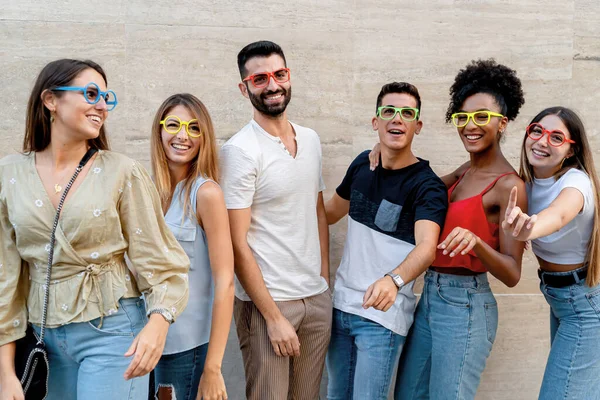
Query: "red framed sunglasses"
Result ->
[[526, 123, 575, 147], [243, 68, 291, 88]]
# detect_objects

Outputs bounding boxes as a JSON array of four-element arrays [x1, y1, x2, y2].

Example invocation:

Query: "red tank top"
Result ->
[[434, 169, 516, 273]]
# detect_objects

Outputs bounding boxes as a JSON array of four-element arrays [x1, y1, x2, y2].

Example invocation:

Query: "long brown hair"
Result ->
[[23, 59, 110, 152], [519, 107, 600, 286], [150, 93, 219, 219]]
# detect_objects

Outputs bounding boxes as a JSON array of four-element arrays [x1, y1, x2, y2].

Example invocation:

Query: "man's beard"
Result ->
[[248, 87, 292, 118]]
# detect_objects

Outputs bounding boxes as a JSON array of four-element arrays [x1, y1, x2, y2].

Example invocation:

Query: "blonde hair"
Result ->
[[519, 107, 600, 286], [150, 94, 219, 221]]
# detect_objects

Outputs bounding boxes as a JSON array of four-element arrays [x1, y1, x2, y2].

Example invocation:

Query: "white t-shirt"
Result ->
[[527, 168, 595, 264], [220, 119, 328, 301]]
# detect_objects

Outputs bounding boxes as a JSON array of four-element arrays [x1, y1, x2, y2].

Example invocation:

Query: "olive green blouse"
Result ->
[[0, 150, 190, 346]]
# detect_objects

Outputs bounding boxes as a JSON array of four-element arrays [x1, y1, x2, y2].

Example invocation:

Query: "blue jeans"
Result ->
[[539, 267, 600, 400], [326, 309, 405, 400], [32, 297, 148, 400], [395, 270, 498, 400], [152, 343, 208, 400]]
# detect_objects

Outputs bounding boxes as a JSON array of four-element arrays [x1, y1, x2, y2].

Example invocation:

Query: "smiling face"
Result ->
[[372, 92, 422, 153], [238, 54, 291, 117], [525, 114, 574, 178], [456, 92, 507, 154], [160, 104, 202, 168], [47, 68, 109, 142]]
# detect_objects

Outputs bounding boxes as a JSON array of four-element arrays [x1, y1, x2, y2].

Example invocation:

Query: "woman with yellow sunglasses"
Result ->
[[149, 94, 234, 400], [396, 59, 527, 400]]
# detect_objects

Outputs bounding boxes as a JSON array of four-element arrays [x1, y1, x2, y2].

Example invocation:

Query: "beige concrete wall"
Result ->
[[1, 1, 599, 398]]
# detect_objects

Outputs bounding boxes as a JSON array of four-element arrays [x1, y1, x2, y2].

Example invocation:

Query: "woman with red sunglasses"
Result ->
[[503, 107, 600, 400]]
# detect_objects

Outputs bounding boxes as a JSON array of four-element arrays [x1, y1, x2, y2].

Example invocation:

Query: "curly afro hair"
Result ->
[[445, 59, 525, 123]]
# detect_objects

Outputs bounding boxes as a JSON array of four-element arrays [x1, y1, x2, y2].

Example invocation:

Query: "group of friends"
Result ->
[[0, 40, 599, 400]]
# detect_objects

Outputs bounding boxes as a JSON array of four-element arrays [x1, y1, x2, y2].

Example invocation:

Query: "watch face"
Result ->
[[392, 276, 404, 288]]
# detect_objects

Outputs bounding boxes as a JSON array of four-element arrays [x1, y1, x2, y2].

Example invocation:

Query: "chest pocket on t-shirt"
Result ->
[[167, 222, 196, 269], [374, 199, 402, 232]]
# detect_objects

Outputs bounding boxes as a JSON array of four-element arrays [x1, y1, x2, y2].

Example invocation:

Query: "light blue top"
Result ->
[[162, 176, 214, 354]]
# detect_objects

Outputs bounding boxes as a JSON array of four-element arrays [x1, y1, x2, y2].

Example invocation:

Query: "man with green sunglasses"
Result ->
[[324, 82, 448, 399]]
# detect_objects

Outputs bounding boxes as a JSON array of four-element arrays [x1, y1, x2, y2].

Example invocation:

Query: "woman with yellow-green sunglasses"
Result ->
[[396, 59, 528, 400], [371, 59, 527, 399]]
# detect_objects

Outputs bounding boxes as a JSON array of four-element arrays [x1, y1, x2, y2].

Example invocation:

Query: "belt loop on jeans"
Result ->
[[573, 270, 581, 284], [539, 270, 546, 286], [473, 273, 485, 289]]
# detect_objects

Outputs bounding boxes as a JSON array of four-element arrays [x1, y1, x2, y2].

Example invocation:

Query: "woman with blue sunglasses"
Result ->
[[0, 59, 189, 399]]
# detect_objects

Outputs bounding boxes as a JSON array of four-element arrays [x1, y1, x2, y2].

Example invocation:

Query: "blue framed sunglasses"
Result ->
[[53, 82, 118, 111]]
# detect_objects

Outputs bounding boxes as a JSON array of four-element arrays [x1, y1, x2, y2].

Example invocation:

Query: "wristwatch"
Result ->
[[148, 308, 174, 324], [385, 272, 405, 290]]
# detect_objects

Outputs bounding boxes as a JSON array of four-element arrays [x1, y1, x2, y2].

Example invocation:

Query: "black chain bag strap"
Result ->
[[14, 148, 97, 399]]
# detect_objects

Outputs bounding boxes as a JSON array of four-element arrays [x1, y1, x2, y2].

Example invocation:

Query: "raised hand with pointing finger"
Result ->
[[501, 186, 537, 241]]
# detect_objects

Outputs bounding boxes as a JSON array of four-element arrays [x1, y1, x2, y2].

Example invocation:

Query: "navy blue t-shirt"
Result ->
[[332, 150, 448, 335], [336, 151, 448, 245]]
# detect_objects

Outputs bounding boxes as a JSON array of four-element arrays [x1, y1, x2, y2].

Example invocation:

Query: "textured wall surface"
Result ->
[[1, 1, 599, 398]]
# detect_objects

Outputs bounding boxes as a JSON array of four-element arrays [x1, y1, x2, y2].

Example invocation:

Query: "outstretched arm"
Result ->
[[363, 219, 440, 311], [502, 186, 584, 242]]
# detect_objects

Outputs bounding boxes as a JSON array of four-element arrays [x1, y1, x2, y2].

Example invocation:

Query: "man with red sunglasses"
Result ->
[[220, 40, 331, 400]]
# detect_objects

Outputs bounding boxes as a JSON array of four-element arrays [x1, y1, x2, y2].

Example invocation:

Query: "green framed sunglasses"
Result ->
[[377, 106, 419, 122]]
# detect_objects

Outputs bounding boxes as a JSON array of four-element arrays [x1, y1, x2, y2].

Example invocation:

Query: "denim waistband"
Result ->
[[425, 269, 489, 289]]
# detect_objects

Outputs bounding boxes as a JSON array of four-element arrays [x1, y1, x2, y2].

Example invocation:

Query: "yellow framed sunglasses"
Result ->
[[451, 111, 504, 128], [160, 115, 202, 138]]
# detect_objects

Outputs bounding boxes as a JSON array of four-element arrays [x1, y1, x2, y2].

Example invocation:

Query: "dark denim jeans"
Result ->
[[152, 343, 208, 400]]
